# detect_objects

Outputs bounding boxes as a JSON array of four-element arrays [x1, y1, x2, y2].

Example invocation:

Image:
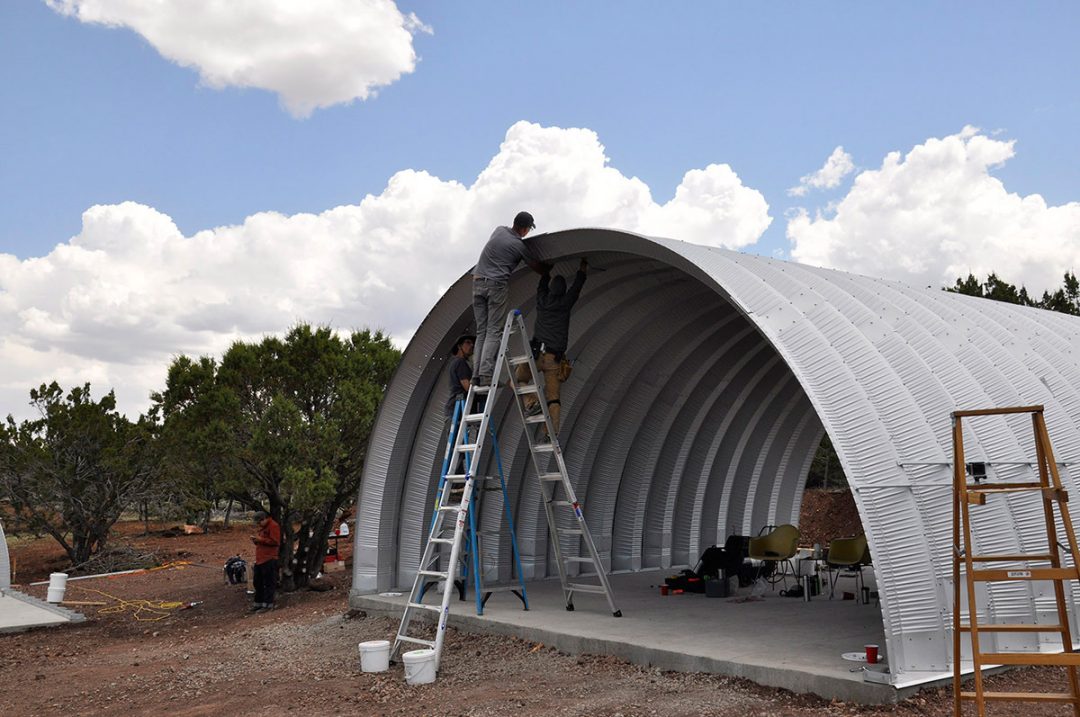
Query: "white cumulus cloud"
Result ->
[[0, 121, 771, 418], [788, 146, 855, 197], [787, 126, 1080, 292], [45, 0, 431, 117]]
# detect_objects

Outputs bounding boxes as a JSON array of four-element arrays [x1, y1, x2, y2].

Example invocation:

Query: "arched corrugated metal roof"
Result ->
[[351, 228, 1080, 680]]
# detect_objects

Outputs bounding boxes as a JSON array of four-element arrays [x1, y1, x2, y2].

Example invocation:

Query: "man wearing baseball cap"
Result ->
[[472, 211, 549, 385]]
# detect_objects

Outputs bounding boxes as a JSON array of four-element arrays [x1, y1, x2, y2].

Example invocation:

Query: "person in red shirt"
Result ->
[[250, 511, 281, 612]]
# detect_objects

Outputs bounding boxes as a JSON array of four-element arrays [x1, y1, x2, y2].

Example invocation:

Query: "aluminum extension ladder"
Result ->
[[952, 405, 1080, 715], [392, 309, 621, 671]]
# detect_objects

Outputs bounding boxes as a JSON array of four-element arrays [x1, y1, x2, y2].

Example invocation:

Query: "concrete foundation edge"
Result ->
[[350, 591, 910, 705]]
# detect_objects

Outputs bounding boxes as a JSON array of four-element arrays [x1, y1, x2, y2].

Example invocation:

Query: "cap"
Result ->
[[513, 211, 536, 230]]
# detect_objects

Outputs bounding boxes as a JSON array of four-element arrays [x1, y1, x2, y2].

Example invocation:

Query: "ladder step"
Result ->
[[978, 652, 1080, 666], [515, 384, 541, 395], [508, 356, 531, 366], [567, 583, 608, 594], [970, 554, 1053, 562], [396, 636, 436, 648], [972, 568, 1079, 581], [539, 473, 564, 482], [407, 602, 444, 614], [431, 538, 454, 545], [532, 443, 556, 453], [564, 557, 595, 564], [960, 691, 1077, 703], [457, 443, 478, 452], [442, 474, 468, 483], [418, 570, 449, 578], [524, 414, 547, 424], [472, 385, 491, 394], [967, 482, 1044, 492], [438, 504, 462, 512], [464, 413, 485, 422], [960, 624, 1064, 632]]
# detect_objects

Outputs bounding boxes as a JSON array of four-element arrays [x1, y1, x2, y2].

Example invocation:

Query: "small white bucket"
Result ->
[[46, 573, 68, 603], [359, 640, 390, 673], [402, 648, 437, 685]]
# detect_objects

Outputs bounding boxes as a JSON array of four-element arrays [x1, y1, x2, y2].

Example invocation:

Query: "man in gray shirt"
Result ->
[[472, 211, 549, 384]]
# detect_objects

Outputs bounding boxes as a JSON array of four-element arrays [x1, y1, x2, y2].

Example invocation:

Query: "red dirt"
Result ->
[[1, 516, 1067, 716]]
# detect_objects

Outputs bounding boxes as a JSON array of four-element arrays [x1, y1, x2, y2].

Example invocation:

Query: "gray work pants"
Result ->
[[472, 276, 509, 382]]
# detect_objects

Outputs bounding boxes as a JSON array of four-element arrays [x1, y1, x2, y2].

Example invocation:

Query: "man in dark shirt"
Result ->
[[472, 211, 549, 385], [516, 258, 588, 439], [445, 334, 474, 420]]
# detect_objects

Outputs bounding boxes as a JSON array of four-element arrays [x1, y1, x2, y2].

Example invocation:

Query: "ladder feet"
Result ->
[[566, 603, 575, 611], [613, 610, 622, 618]]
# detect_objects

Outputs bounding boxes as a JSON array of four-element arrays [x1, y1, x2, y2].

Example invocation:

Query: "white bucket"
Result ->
[[359, 640, 390, 673], [46, 573, 68, 603], [402, 648, 437, 685]]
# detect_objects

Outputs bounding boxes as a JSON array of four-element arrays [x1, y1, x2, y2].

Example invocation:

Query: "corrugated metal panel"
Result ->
[[352, 228, 1080, 678]]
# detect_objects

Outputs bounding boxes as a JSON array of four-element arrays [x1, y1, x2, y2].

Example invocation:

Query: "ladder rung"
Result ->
[[508, 356, 531, 366], [407, 602, 443, 614], [431, 538, 454, 545], [418, 570, 448, 578], [972, 568, 1079, 581], [524, 414, 547, 424], [442, 474, 468, 483], [968, 482, 1047, 493], [515, 384, 541, 395], [969, 554, 1053, 562], [532, 443, 556, 453], [464, 413, 485, 422], [978, 652, 1080, 666], [437, 504, 462, 512], [567, 583, 608, 594], [396, 636, 436, 648], [564, 557, 595, 564], [961, 691, 1077, 703], [472, 385, 491, 394], [457, 443, 478, 452], [960, 624, 1064, 632], [539, 473, 564, 482]]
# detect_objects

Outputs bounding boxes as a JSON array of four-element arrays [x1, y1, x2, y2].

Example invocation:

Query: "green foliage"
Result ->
[[806, 433, 846, 489], [155, 324, 399, 589], [0, 382, 158, 564], [947, 270, 1080, 315]]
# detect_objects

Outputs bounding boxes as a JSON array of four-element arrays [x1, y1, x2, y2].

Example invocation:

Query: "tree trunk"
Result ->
[[223, 499, 234, 528]]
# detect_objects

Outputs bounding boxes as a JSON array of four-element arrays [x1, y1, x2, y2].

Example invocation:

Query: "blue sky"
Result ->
[[4, 1, 1078, 259], [2, 0, 1080, 416]]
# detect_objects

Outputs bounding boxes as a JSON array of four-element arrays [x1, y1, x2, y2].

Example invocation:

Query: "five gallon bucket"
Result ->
[[402, 648, 437, 685], [46, 572, 68, 603], [359, 640, 390, 673]]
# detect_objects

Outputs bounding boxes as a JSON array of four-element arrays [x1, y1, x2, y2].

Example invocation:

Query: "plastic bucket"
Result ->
[[402, 648, 437, 685], [359, 640, 390, 673], [46, 573, 68, 603]]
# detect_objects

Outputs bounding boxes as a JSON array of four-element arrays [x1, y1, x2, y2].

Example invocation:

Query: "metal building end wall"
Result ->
[[352, 228, 1080, 680]]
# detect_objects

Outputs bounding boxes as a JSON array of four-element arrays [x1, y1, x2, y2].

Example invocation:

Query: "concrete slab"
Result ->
[[0, 590, 85, 633], [352, 569, 905, 704]]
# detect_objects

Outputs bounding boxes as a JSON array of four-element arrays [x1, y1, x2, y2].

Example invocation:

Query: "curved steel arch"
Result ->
[[351, 228, 1080, 680]]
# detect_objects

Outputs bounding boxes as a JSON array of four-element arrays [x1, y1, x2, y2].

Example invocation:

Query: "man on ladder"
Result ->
[[516, 258, 588, 441], [472, 211, 550, 387]]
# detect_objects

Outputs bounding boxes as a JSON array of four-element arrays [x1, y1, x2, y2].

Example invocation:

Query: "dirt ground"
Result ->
[[1, 493, 1073, 716]]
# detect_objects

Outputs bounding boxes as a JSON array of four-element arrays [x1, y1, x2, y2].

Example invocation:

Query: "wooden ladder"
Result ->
[[953, 405, 1080, 715]]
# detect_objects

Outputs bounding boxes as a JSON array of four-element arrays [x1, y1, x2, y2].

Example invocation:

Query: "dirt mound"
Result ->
[[798, 488, 863, 547]]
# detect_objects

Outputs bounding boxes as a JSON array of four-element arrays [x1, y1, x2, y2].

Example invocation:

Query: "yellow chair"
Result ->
[[825, 534, 869, 599], [748, 524, 800, 586]]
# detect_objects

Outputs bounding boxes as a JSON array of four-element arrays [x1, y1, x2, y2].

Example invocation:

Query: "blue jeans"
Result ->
[[472, 276, 509, 381]]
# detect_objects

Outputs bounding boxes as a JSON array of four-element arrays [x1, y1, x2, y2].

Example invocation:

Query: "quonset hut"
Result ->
[[350, 228, 1080, 684]]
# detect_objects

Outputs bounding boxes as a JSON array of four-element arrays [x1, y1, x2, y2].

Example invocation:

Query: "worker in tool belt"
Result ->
[[250, 511, 281, 612], [516, 258, 588, 440]]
